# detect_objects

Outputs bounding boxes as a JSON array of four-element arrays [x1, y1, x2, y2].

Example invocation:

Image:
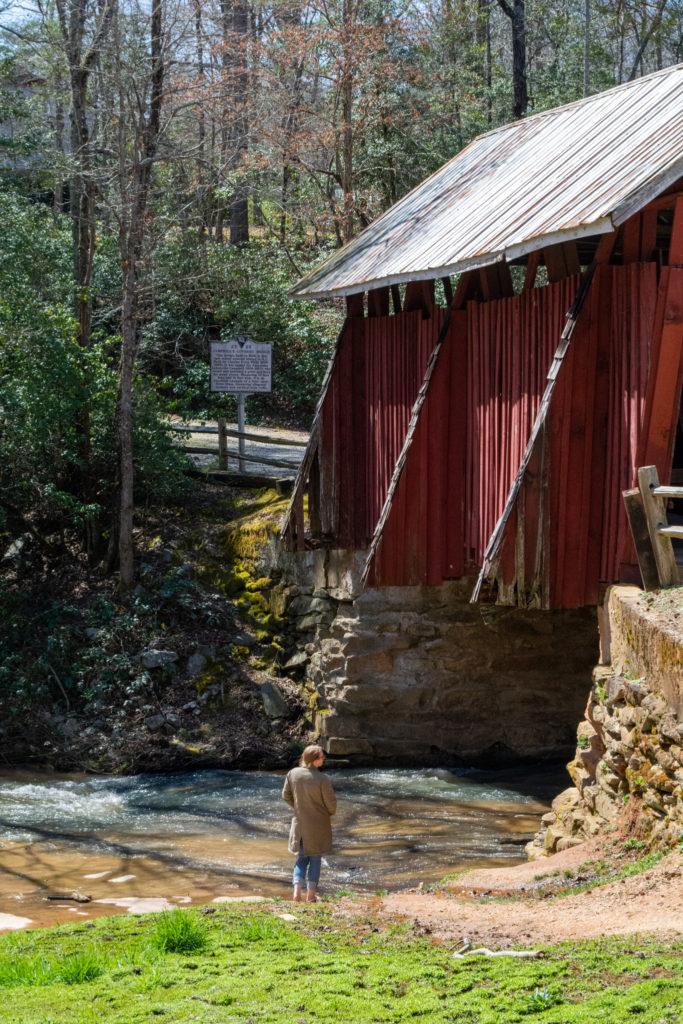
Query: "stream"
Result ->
[[0, 766, 562, 930]]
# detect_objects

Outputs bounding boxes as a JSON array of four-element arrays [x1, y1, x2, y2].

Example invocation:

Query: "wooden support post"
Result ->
[[451, 270, 479, 309], [391, 284, 402, 314], [293, 485, 305, 550], [346, 293, 364, 318], [594, 228, 619, 264], [622, 214, 641, 264], [217, 417, 228, 470], [495, 262, 514, 297], [479, 262, 514, 300], [515, 487, 525, 606], [523, 251, 539, 290], [622, 487, 660, 590], [671, 195, 683, 265], [403, 280, 435, 314], [441, 276, 453, 306], [640, 209, 658, 261], [637, 465, 680, 587], [308, 448, 322, 538], [620, 211, 657, 263], [638, 267, 683, 474], [543, 242, 580, 282], [367, 286, 390, 317]]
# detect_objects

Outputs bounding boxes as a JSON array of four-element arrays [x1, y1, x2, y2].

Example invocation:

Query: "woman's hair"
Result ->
[[300, 744, 324, 767]]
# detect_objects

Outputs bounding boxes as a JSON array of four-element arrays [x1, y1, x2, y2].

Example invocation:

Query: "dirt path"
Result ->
[[376, 841, 683, 947]]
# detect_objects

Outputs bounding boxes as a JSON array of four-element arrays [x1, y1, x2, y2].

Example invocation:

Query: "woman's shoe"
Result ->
[[293, 884, 303, 902], [306, 886, 317, 903]]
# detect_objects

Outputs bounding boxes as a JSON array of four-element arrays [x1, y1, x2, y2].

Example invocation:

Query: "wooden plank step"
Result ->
[[652, 486, 683, 498]]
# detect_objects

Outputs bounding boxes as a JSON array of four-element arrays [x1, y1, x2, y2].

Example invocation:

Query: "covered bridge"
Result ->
[[282, 64, 683, 612]]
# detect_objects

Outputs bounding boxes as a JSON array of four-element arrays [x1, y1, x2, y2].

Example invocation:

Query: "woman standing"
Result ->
[[282, 744, 336, 902]]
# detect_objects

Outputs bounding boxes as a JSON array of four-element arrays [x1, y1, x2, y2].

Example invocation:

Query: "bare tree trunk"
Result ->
[[230, 0, 249, 243], [221, 0, 250, 244], [70, 68, 95, 354], [54, 94, 65, 211], [54, 0, 115, 560], [341, 0, 354, 242], [496, 0, 527, 119], [117, 246, 138, 591], [485, 0, 492, 124], [583, 0, 590, 96], [55, 0, 114, 348], [193, 0, 207, 244], [117, 0, 164, 594], [278, 46, 304, 243], [627, 0, 668, 81], [476, 0, 492, 125]]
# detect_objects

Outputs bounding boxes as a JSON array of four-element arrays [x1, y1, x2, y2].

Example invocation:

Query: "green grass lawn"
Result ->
[[0, 904, 681, 1024]]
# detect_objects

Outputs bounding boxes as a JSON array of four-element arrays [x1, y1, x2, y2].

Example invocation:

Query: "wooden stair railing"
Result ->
[[623, 466, 683, 590]]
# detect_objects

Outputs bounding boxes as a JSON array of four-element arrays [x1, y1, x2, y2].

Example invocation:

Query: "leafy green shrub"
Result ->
[[0, 187, 190, 555], [151, 238, 340, 426], [152, 909, 209, 954]]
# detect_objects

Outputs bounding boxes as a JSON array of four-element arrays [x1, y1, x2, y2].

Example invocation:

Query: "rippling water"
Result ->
[[0, 767, 559, 929]]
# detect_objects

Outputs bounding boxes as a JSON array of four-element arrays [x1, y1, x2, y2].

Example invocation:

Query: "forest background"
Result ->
[[0, 0, 682, 763]]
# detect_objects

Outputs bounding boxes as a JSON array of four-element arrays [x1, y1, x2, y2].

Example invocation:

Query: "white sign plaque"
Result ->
[[210, 338, 272, 393]]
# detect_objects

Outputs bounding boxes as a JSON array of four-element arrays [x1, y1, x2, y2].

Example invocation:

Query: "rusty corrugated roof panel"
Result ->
[[291, 64, 683, 300]]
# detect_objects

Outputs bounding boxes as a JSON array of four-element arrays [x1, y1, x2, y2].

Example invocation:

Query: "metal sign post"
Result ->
[[210, 336, 272, 472], [237, 394, 247, 471]]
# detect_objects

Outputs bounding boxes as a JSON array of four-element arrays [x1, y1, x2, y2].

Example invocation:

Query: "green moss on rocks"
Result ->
[[221, 489, 290, 572]]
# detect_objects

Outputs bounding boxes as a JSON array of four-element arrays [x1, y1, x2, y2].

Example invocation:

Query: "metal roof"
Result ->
[[291, 63, 683, 300]]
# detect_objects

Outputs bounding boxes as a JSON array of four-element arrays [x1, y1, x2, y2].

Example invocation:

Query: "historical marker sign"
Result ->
[[210, 338, 272, 394]]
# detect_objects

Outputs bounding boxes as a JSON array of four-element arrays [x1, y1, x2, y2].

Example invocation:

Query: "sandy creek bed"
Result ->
[[0, 766, 560, 931]]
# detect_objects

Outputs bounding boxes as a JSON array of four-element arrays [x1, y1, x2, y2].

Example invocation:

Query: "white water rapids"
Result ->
[[0, 766, 561, 929]]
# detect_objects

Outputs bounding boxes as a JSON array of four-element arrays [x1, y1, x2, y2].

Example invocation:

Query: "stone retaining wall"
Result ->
[[269, 552, 597, 765], [526, 585, 683, 858]]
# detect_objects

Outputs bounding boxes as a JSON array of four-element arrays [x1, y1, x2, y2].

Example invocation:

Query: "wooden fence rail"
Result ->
[[623, 465, 683, 589], [172, 420, 306, 473], [171, 424, 308, 448]]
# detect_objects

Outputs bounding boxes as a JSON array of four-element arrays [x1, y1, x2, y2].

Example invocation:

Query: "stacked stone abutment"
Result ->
[[527, 585, 683, 859], [269, 553, 597, 764]]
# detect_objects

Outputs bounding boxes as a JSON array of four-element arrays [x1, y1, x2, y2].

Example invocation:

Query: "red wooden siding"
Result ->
[[285, 246, 683, 609], [599, 264, 658, 582], [637, 266, 683, 476], [369, 312, 467, 586], [465, 279, 575, 564], [489, 263, 662, 606], [316, 309, 439, 548], [365, 264, 675, 606]]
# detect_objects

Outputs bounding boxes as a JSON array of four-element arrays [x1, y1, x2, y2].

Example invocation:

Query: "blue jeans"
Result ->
[[293, 841, 321, 888]]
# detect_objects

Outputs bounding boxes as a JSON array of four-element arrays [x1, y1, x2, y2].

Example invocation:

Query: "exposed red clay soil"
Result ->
[[375, 841, 683, 947]]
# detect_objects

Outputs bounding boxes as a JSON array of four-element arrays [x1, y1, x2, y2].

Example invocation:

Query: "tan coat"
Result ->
[[282, 766, 337, 856]]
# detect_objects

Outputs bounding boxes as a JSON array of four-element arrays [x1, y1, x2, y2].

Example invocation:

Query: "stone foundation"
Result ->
[[527, 585, 683, 859], [269, 549, 597, 765]]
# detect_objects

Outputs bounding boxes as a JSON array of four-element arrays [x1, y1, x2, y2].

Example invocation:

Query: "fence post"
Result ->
[[622, 487, 660, 590], [237, 395, 247, 472], [637, 465, 679, 588], [217, 418, 228, 470]]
